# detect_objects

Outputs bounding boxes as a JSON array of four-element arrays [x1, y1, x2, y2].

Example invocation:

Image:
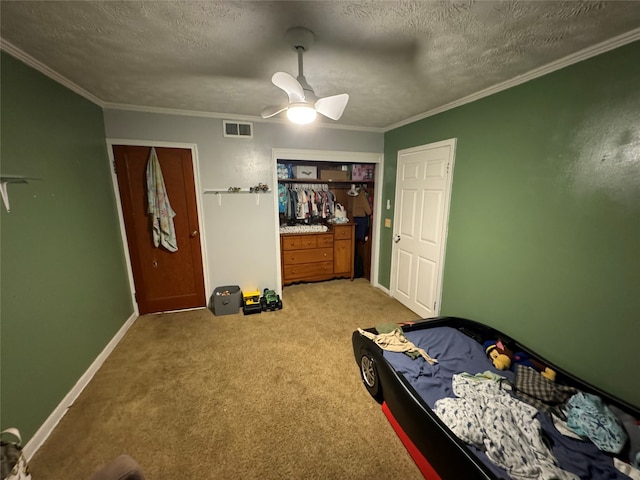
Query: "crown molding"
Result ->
[[3, 25, 637, 135], [103, 102, 259, 121], [1, 37, 105, 107], [384, 27, 640, 132], [103, 102, 384, 133]]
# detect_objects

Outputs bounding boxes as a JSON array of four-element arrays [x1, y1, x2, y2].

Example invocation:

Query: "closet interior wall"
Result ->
[[277, 159, 375, 281]]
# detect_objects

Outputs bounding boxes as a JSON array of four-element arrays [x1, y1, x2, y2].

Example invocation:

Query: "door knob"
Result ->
[[190, 230, 198, 238], [393, 234, 401, 243]]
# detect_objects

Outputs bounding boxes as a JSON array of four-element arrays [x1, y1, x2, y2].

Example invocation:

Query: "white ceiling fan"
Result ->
[[261, 27, 349, 125]]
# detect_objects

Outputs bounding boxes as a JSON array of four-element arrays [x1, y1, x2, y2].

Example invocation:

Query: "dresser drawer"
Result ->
[[317, 234, 333, 247], [282, 247, 333, 265], [334, 225, 353, 240], [284, 262, 333, 279], [281, 235, 318, 250], [281, 235, 302, 250]]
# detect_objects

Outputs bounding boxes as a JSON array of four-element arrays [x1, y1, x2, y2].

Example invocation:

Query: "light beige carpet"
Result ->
[[29, 279, 424, 479]]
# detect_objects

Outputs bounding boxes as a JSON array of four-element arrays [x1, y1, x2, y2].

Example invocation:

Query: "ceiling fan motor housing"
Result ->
[[286, 26, 315, 52]]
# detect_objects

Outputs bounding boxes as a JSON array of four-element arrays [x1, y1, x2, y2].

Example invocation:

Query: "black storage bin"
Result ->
[[211, 285, 242, 316]]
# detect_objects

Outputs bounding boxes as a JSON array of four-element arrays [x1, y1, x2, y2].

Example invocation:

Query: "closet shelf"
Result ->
[[278, 178, 373, 185]]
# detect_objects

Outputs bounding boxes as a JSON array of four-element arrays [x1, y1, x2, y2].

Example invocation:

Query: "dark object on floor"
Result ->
[[352, 316, 640, 480], [353, 251, 364, 278], [88, 454, 145, 480], [260, 288, 282, 311]]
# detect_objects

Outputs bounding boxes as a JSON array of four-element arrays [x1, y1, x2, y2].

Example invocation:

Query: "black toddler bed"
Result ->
[[351, 317, 640, 480]]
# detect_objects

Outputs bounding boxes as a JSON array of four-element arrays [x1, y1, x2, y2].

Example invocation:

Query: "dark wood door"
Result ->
[[112, 145, 206, 314]]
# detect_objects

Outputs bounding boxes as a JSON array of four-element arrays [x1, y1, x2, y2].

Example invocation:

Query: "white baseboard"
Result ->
[[376, 284, 391, 295], [23, 312, 138, 460]]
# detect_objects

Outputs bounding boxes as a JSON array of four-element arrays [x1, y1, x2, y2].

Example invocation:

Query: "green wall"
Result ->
[[0, 53, 133, 441], [381, 41, 640, 408]]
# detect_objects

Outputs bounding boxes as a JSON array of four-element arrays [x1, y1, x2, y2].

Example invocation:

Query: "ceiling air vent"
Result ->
[[223, 120, 253, 138]]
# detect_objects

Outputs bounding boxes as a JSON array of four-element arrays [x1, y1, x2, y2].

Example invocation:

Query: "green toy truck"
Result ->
[[260, 288, 283, 311]]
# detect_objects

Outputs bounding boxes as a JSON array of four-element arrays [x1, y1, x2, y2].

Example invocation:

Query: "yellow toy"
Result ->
[[242, 290, 262, 315], [486, 344, 512, 370], [484, 340, 556, 381]]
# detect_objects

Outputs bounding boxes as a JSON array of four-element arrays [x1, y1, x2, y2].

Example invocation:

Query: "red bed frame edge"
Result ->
[[381, 401, 442, 480]]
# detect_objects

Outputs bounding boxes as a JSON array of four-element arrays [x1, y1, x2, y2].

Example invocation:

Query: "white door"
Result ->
[[391, 139, 455, 318]]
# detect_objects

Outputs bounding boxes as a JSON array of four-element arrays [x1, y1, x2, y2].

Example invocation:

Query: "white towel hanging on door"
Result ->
[[146, 147, 178, 252]]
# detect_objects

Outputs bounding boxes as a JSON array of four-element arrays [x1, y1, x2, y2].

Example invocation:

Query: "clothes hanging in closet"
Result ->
[[282, 184, 336, 224], [349, 188, 372, 242], [348, 189, 372, 217]]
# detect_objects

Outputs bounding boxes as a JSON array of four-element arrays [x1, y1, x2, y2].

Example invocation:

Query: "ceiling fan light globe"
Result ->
[[287, 104, 317, 124]]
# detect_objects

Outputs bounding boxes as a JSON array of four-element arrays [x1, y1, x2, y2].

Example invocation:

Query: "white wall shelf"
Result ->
[[203, 189, 271, 194], [203, 188, 272, 206]]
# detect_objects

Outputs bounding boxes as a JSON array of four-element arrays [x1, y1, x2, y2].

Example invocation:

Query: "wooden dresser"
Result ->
[[280, 224, 355, 286]]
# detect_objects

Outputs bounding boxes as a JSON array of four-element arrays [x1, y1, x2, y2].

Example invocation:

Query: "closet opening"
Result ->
[[277, 159, 376, 286]]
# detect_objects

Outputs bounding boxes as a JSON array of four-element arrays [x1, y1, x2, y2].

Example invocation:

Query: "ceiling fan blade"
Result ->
[[261, 104, 288, 119], [271, 72, 305, 103], [314, 94, 349, 121]]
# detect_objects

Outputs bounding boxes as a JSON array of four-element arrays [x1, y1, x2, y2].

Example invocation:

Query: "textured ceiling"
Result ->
[[1, 1, 640, 130]]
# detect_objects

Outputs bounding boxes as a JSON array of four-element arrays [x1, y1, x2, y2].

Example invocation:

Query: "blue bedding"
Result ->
[[382, 326, 630, 480], [383, 326, 514, 408]]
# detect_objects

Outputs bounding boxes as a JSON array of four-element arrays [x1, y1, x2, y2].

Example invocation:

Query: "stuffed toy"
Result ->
[[483, 339, 556, 381]]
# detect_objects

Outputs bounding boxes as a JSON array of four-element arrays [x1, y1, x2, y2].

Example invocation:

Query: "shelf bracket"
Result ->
[[0, 176, 33, 212]]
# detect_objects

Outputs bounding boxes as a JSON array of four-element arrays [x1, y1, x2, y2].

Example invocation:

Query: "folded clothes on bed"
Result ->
[[357, 327, 438, 364], [513, 363, 577, 419], [566, 392, 628, 454]]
